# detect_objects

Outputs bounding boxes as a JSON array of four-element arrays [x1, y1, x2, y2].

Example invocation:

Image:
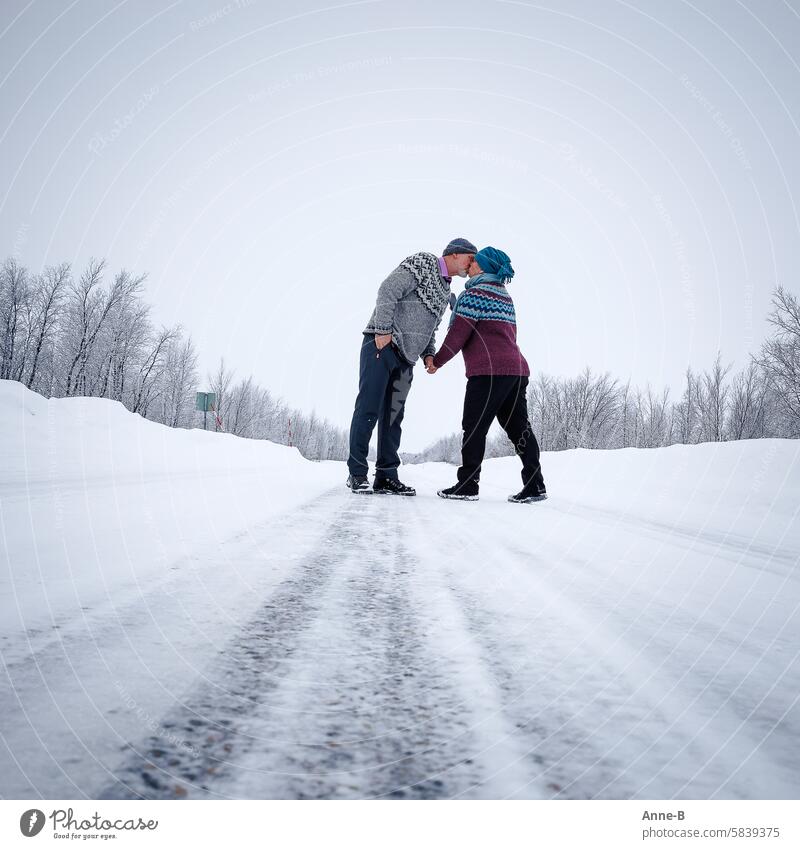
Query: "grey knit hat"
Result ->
[[442, 237, 477, 256]]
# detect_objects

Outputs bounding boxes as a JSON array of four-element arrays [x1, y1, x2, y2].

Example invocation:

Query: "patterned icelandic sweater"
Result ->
[[432, 279, 530, 377], [363, 252, 451, 364]]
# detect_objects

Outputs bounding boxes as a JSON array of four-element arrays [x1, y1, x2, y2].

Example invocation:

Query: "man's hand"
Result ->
[[424, 356, 437, 374], [375, 333, 392, 350]]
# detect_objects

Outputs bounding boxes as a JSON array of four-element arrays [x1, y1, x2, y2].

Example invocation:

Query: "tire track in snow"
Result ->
[[3, 487, 339, 673], [99, 493, 542, 799], [402, 502, 628, 798], [222, 496, 540, 799], [223, 497, 487, 799], [0, 489, 345, 799], [415, 502, 797, 798], [97, 495, 355, 799], [499, 503, 800, 796]]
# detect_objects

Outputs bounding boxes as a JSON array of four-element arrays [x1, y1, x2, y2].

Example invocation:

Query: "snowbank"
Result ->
[[416, 438, 800, 552], [0, 379, 344, 637]]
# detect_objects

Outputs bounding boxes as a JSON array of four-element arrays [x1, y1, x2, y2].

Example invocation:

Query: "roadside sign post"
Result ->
[[195, 392, 217, 430]]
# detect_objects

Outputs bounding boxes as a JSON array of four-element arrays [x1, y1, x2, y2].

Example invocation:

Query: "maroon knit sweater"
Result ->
[[432, 313, 530, 377]]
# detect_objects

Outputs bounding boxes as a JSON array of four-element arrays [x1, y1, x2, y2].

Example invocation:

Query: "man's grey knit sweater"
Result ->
[[363, 252, 451, 365]]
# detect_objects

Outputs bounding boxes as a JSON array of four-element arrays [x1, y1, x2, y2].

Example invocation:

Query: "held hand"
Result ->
[[375, 333, 392, 350], [424, 356, 438, 374]]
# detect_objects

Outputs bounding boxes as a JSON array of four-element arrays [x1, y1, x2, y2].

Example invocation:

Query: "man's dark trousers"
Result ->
[[457, 375, 545, 492], [348, 334, 414, 480]]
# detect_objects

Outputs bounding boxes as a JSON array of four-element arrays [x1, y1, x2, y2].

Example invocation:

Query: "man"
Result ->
[[347, 238, 477, 495]]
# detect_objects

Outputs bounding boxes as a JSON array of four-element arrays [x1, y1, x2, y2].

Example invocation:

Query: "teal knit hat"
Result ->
[[474, 247, 514, 283]]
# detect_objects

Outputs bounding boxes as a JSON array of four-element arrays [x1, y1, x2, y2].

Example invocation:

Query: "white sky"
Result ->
[[3, 0, 799, 450]]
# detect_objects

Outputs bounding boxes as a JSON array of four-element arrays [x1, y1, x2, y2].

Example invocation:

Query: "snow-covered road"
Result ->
[[4, 463, 798, 800]]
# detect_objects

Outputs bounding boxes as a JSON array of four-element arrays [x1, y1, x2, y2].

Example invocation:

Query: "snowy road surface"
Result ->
[[3, 452, 799, 800]]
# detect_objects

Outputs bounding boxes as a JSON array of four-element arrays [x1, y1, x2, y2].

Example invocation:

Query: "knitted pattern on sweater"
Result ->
[[451, 281, 517, 326], [433, 277, 528, 377], [399, 252, 450, 318]]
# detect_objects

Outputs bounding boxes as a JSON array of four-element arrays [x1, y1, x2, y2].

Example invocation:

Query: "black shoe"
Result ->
[[347, 474, 372, 493], [508, 487, 547, 504], [373, 477, 416, 496], [437, 483, 479, 501]]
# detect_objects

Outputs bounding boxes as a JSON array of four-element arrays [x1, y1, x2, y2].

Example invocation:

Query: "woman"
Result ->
[[429, 246, 546, 503]]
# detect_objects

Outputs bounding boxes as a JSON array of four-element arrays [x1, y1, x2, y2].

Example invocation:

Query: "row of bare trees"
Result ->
[[0, 256, 347, 460], [205, 359, 348, 460], [406, 286, 800, 463], [5, 253, 798, 465]]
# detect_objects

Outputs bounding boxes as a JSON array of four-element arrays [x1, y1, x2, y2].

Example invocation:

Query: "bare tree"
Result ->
[[24, 263, 70, 392], [227, 376, 257, 437], [673, 367, 700, 444], [0, 258, 31, 380], [634, 385, 672, 448], [760, 286, 800, 434], [207, 358, 235, 431], [62, 261, 146, 396], [696, 353, 731, 442], [158, 335, 198, 428], [93, 291, 151, 401], [130, 325, 179, 417], [726, 360, 769, 440]]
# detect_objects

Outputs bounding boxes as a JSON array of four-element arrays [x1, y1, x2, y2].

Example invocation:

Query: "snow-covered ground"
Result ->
[[1, 379, 799, 799]]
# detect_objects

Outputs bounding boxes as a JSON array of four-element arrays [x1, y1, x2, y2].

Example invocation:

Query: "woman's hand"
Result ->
[[424, 356, 438, 374]]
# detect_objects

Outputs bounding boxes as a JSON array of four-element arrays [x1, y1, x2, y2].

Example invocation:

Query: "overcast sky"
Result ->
[[2, 0, 799, 450]]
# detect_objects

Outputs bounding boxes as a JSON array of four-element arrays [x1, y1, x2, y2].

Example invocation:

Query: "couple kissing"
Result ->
[[346, 237, 546, 504]]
